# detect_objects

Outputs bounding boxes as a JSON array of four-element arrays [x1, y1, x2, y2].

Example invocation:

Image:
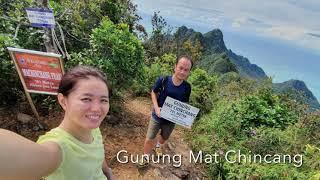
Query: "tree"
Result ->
[[50, 0, 143, 52], [67, 19, 144, 90], [144, 11, 174, 61], [0, 0, 145, 104], [181, 39, 203, 62]]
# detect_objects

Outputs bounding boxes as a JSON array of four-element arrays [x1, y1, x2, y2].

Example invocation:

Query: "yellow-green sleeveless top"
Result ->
[[37, 127, 106, 180]]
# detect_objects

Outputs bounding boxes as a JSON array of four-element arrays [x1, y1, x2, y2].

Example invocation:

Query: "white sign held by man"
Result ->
[[160, 97, 200, 129]]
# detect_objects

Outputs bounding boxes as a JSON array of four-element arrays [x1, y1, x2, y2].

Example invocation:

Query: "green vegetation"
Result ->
[[0, 0, 143, 105], [188, 68, 218, 115], [67, 18, 144, 89], [0, 35, 22, 105], [1, 1, 319, 178], [131, 53, 175, 96], [198, 53, 238, 75], [274, 80, 320, 110], [188, 81, 320, 179]]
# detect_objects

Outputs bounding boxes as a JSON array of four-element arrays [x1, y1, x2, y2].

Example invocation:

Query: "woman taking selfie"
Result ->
[[0, 65, 115, 180]]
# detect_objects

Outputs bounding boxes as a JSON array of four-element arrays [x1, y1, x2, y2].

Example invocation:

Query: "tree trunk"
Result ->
[[38, 0, 56, 53]]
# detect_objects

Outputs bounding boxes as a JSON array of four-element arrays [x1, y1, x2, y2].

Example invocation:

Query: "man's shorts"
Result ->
[[146, 117, 175, 140]]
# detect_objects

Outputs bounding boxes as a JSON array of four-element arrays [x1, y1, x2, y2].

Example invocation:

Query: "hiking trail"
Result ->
[[0, 95, 205, 180]]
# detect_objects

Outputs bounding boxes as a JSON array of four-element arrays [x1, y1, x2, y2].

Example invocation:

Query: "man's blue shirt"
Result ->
[[151, 76, 191, 124]]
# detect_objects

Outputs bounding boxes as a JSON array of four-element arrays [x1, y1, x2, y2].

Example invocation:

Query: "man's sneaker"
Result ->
[[137, 156, 149, 168], [155, 147, 163, 158]]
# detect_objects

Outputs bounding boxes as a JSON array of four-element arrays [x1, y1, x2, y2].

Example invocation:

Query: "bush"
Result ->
[[188, 68, 218, 115], [224, 162, 308, 179], [218, 78, 262, 103], [218, 71, 240, 85], [225, 89, 299, 132], [198, 53, 238, 75], [67, 18, 144, 90], [0, 35, 24, 105], [299, 110, 320, 146], [187, 84, 313, 178], [131, 53, 175, 95]]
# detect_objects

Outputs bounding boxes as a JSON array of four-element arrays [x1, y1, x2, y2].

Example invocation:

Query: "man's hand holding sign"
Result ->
[[160, 97, 199, 129]]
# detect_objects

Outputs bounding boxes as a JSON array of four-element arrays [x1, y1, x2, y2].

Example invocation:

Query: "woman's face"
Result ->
[[59, 76, 109, 130]]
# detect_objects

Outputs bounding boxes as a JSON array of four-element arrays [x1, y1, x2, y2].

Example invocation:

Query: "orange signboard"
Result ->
[[8, 47, 64, 95]]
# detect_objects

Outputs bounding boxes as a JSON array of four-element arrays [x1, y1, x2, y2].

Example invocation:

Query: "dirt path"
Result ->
[[0, 95, 205, 179], [102, 95, 205, 180]]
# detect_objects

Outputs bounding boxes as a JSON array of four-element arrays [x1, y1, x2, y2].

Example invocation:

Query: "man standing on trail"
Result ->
[[138, 55, 193, 167]]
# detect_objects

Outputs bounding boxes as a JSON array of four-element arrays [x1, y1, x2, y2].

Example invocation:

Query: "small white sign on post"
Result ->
[[26, 8, 55, 28], [160, 97, 200, 129]]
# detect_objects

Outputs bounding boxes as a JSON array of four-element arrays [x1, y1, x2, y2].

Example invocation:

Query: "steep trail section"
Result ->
[[101, 95, 205, 179]]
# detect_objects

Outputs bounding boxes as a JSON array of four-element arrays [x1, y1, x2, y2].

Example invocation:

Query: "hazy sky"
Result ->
[[133, 0, 320, 101]]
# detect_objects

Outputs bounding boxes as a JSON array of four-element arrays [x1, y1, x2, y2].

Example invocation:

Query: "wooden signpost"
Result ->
[[7, 47, 64, 120]]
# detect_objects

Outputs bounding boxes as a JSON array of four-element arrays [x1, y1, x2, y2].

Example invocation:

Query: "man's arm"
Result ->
[[0, 129, 62, 179], [185, 82, 191, 102], [151, 90, 161, 117]]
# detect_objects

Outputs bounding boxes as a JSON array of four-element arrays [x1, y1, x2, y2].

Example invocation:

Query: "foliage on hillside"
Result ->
[[188, 69, 218, 115], [0, 0, 143, 105], [274, 80, 320, 110], [0, 35, 22, 105], [67, 18, 144, 89], [187, 79, 319, 179], [197, 53, 238, 75], [139, 16, 320, 178]]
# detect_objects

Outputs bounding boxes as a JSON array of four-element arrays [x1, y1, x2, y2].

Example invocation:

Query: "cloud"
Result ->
[[232, 17, 272, 29], [263, 26, 306, 41], [133, 0, 320, 51], [307, 33, 320, 38], [256, 26, 320, 51]]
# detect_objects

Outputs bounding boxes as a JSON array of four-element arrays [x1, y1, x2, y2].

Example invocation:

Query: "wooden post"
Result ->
[[8, 51, 40, 120], [24, 92, 41, 120], [39, 0, 56, 53]]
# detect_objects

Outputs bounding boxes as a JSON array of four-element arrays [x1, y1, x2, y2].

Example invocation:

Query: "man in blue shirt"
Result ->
[[138, 55, 193, 167]]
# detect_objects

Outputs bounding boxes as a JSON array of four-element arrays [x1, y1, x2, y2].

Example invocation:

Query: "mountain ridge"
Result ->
[[174, 26, 320, 109], [273, 79, 320, 110]]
